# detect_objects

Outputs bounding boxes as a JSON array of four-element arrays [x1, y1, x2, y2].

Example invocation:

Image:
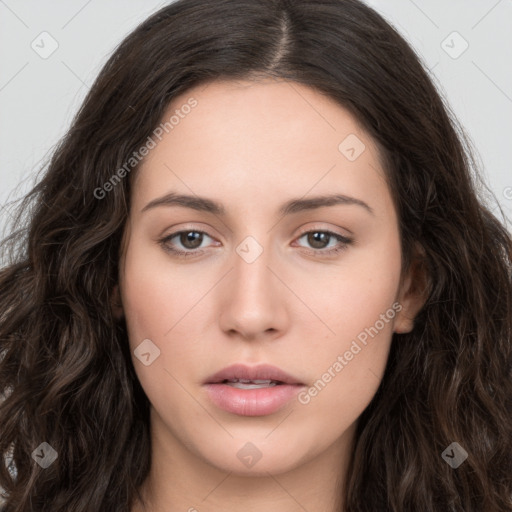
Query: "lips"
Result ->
[[202, 363, 305, 416], [203, 363, 304, 386]]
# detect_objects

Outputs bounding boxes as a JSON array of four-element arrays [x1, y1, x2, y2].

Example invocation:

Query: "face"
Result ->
[[115, 78, 423, 477]]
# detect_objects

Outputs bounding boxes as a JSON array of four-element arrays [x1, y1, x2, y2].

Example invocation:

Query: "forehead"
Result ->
[[131, 78, 390, 218]]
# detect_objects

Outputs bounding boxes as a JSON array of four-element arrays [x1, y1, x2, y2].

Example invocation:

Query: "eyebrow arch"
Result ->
[[141, 192, 374, 216]]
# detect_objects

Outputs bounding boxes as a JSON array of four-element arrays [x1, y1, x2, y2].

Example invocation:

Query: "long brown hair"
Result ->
[[1, 1, 511, 510]]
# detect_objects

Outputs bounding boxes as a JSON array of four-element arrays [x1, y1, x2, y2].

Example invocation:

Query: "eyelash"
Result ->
[[158, 228, 353, 259]]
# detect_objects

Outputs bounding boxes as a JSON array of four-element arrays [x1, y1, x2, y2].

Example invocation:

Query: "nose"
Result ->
[[218, 237, 289, 341]]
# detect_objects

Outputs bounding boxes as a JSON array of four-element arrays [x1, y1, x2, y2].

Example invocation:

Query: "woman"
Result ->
[[0, 0, 511, 510]]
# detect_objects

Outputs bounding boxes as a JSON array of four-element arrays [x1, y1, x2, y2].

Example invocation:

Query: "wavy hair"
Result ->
[[1, 0, 511, 510]]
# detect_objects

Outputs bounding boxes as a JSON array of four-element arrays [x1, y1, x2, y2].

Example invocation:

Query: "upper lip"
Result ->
[[204, 363, 304, 385]]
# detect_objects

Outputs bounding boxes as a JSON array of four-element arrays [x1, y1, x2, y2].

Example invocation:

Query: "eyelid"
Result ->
[[159, 224, 353, 257], [291, 227, 353, 257], [294, 224, 352, 240], [161, 222, 351, 241]]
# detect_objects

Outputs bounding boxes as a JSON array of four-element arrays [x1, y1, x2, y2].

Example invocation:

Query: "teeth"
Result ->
[[221, 378, 281, 389], [226, 381, 278, 389], [224, 378, 279, 384]]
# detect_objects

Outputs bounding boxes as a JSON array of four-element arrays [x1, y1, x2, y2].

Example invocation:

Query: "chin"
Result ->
[[194, 435, 311, 477]]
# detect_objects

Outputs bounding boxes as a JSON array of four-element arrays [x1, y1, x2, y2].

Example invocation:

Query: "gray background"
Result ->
[[0, 0, 511, 237]]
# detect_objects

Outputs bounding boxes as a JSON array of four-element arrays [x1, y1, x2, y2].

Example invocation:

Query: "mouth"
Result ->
[[204, 363, 304, 386], [216, 378, 287, 389], [203, 363, 306, 416]]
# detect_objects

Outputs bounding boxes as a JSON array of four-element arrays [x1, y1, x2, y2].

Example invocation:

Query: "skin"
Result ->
[[113, 77, 427, 512]]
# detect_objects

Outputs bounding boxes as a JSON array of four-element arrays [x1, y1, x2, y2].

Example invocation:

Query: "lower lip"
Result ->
[[203, 383, 305, 416]]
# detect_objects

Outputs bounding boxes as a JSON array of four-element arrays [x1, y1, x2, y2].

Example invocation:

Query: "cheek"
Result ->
[[295, 240, 401, 417], [120, 238, 219, 395], [293, 303, 396, 448], [121, 236, 203, 342], [301, 235, 402, 347], [120, 242, 180, 370]]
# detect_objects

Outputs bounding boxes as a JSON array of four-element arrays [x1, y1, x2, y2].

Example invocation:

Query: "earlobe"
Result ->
[[110, 284, 124, 321], [394, 243, 429, 334]]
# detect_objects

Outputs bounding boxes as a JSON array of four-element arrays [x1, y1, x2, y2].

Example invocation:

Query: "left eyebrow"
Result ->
[[279, 194, 374, 217], [141, 192, 375, 217]]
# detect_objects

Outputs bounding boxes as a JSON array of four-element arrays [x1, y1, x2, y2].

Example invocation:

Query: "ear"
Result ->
[[394, 243, 429, 334], [110, 284, 124, 321]]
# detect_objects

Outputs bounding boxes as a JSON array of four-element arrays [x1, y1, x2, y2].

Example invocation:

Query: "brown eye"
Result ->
[[178, 231, 204, 249], [295, 230, 353, 257], [159, 230, 215, 257], [306, 231, 331, 249]]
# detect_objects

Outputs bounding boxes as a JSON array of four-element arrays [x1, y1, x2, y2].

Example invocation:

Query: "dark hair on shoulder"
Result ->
[[1, 0, 511, 510]]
